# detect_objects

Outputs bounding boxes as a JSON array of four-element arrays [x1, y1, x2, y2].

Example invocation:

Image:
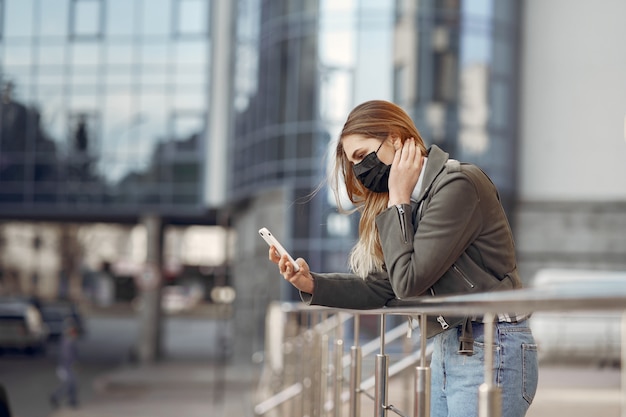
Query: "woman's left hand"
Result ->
[[388, 137, 424, 206], [268, 246, 315, 294]]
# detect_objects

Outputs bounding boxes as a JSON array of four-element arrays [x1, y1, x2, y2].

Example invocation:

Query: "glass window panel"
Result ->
[[172, 112, 204, 142], [139, 93, 168, 143], [174, 68, 206, 87], [102, 93, 133, 156], [3, 44, 32, 66], [72, 71, 100, 85], [106, 0, 135, 37], [176, 0, 208, 36], [141, 69, 168, 86], [4, 0, 35, 38], [37, 71, 65, 87], [67, 111, 100, 156], [71, 84, 99, 97], [40, 0, 70, 37], [319, 70, 351, 124], [175, 40, 207, 65], [97, 158, 126, 184], [492, 38, 510, 74], [106, 44, 134, 65], [105, 94, 135, 128], [68, 94, 98, 112], [38, 45, 66, 66], [2, 69, 30, 100], [35, 97, 66, 143], [105, 70, 133, 86], [171, 164, 200, 185], [71, 43, 101, 66], [319, 29, 354, 68], [70, 76, 100, 96], [141, 0, 169, 37], [72, 0, 102, 37], [141, 43, 170, 65], [173, 92, 205, 109], [490, 82, 508, 129]]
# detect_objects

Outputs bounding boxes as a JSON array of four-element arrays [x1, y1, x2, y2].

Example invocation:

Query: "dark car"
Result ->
[[0, 298, 48, 354], [39, 300, 86, 341]]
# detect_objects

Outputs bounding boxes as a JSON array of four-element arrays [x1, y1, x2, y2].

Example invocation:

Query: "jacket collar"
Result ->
[[414, 144, 449, 202]]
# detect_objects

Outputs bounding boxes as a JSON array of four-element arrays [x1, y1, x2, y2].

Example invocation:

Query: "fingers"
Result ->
[[401, 138, 414, 163], [268, 246, 280, 263], [394, 137, 418, 165], [278, 254, 296, 276]]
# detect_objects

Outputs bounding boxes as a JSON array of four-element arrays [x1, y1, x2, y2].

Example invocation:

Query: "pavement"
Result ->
[[46, 359, 623, 417], [48, 360, 262, 417]]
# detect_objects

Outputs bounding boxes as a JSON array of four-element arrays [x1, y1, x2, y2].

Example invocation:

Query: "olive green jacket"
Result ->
[[301, 145, 521, 335]]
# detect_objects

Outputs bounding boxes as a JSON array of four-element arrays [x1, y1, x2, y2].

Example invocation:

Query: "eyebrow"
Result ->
[[350, 148, 365, 162]]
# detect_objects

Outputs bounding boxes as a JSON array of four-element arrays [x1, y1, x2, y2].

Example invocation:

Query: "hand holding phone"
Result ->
[[258, 227, 300, 272]]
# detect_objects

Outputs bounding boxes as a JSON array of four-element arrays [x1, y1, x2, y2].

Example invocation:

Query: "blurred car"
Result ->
[[529, 268, 625, 367], [0, 298, 48, 355], [38, 300, 86, 341]]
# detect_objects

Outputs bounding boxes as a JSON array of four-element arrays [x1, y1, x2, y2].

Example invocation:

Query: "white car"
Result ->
[[528, 268, 625, 367], [0, 298, 48, 355]]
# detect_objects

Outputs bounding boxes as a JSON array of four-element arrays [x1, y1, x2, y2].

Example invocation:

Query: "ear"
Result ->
[[388, 134, 402, 151]]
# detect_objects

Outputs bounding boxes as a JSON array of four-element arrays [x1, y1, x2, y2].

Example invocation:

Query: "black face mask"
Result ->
[[352, 144, 390, 193]]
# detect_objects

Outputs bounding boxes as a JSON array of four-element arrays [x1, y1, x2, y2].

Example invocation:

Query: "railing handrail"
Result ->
[[257, 278, 626, 417], [277, 278, 626, 316]]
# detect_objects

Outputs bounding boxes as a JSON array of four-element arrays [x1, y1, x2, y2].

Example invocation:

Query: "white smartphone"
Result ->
[[258, 227, 300, 272]]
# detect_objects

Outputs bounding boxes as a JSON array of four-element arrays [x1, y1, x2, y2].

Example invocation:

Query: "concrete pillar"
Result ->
[[137, 214, 164, 364]]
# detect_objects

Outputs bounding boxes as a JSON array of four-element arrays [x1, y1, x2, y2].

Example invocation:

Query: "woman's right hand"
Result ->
[[268, 246, 315, 294], [388, 137, 423, 207]]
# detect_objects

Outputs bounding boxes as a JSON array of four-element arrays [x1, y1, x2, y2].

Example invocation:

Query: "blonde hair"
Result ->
[[331, 100, 427, 278]]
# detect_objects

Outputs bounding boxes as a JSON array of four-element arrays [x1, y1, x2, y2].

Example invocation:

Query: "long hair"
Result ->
[[331, 100, 427, 278]]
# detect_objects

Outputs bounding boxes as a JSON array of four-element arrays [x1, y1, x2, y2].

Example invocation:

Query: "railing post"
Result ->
[[620, 311, 626, 417], [333, 313, 343, 417], [298, 310, 312, 416], [478, 313, 501, 417], [414, 314, 430, 417], [320, 313, 330, 417], [375, 314, 389, 417], [308, 312, 322, 417], [349, 315, 362, 417]]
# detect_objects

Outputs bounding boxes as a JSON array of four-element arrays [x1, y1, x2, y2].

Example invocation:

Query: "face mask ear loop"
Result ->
[[375, 140, 385, 154]]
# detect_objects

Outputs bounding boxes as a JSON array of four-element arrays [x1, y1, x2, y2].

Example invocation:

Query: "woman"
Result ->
[[269, 100, 538, 417]]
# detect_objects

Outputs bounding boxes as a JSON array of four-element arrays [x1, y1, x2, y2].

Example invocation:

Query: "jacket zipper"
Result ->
[[395, 204, 409, 243], [429, 288, 450, 330], [452, 264, 475, 288]]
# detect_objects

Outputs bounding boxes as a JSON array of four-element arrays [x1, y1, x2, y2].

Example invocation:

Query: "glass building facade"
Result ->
[[0, 0, 214, 221], [230, 0, 521, 293], [231, 0, 397, 286], [399, 0, 521, 214]]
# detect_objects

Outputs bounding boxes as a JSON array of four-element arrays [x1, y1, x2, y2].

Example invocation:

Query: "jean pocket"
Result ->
[[522, 343, 538, 404]]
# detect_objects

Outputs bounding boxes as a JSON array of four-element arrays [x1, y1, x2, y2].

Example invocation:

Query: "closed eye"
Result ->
[[351, 149, 366, 163]]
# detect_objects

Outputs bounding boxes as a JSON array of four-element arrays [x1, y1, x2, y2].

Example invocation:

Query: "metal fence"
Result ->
[[253, 276, 626, 417]]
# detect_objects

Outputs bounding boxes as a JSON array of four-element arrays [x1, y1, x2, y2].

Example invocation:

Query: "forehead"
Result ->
[[341, 134, 379, 160]]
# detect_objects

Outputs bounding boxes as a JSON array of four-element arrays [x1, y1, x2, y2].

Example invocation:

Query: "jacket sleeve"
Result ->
[[300, 271, 396, 309], [375, 174, 483, 299]]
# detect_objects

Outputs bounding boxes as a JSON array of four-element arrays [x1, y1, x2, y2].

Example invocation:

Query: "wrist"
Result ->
[[387, 198, 410, 208]]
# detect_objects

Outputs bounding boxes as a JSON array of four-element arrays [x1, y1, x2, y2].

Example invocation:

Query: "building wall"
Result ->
[[516, 0, 626, 281], [231, 188, 289, 359]]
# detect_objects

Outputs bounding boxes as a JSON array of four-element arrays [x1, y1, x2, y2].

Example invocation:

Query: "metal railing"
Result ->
[[254, 276, 626, 417]]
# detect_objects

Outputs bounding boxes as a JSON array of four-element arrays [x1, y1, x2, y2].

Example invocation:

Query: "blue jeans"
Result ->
[[430, 320, 538, 417]]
